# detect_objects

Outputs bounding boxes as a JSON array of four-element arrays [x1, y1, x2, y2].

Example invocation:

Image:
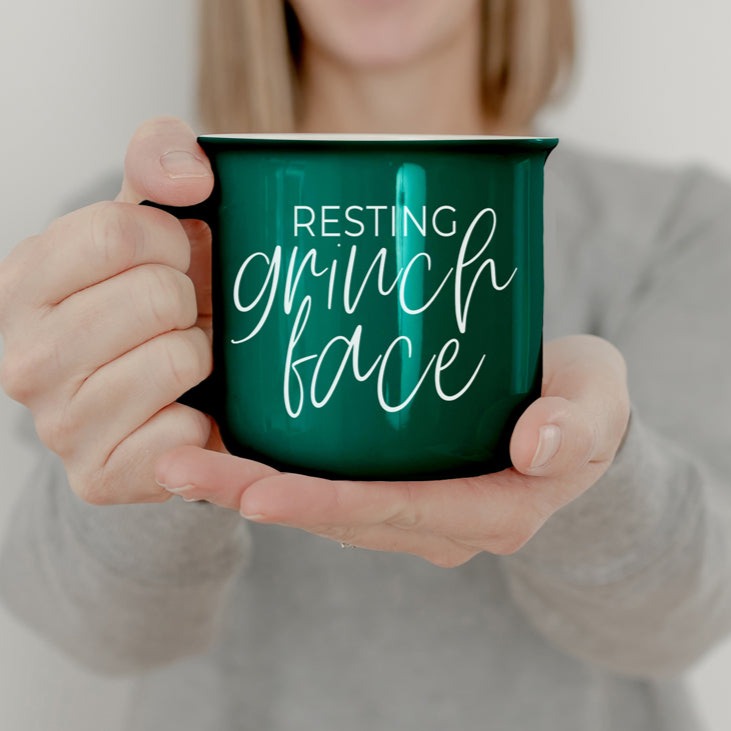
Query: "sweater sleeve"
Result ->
[[0, 436, 251, 675], [502, 164, 731, 679]]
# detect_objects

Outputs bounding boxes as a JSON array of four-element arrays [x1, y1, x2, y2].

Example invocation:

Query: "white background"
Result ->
[[1, 1, 730, 729]]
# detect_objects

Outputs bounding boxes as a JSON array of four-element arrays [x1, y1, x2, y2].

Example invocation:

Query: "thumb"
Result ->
[[116, 116, 214, 206], [510, 335, 630, 478]]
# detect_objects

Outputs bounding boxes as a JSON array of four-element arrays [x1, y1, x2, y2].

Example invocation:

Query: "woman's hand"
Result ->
[[156, 335, 631, 566], [0, 117, 217, 505]]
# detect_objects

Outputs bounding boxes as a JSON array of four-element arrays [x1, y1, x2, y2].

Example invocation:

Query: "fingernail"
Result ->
[[241, 513, 267, 522], [160, 151, 210, 179], [530, 424, 562, 470], [159, 482, 197, 495]]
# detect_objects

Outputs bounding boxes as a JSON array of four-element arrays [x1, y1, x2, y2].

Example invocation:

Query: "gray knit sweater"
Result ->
[[2, 144, 731, 730]]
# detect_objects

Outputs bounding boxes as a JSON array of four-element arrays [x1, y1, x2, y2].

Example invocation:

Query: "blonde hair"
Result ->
[[198, 0, 574, 133]]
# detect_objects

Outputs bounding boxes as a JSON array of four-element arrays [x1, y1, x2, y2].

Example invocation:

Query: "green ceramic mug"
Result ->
[[150, 133, 557, 480]]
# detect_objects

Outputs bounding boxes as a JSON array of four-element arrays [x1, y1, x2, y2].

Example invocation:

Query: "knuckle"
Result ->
[[0, 339, 64, 404], [0, 235, 42, 322], [77, 443, 141, 507], [34, 403, 81, 457], [159, 329, 211, 394], [141, 266, 197, 332], [90, 201, 144, 273], [135, 115, 190, 142], [0, 354, 28, 402], [173, 404, 212, 446]]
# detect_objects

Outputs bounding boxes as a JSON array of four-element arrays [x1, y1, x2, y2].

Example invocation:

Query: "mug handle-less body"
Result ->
[[140, 199, 217, 417], [141, 135, 555, 480]]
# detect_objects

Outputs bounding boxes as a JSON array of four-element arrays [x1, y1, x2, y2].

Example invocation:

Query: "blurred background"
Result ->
[[1, 1, 730, 728]]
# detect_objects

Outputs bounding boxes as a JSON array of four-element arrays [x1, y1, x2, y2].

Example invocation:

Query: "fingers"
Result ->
[[77, 404, 212, 505], [156, 446, 482, 565], [0, 116, 217, 508], [510, 335, 630, 479], [155, 447, 546, 558], [155, 447, 278, 511], [0, 116, 214, 319], [0, 202, 193, 318], [45, 327, 212, 465], [147, 334, 632, 568], [116, 116, 213, 206], [9, 264, 200, 406], [242, 470, 545, 558]]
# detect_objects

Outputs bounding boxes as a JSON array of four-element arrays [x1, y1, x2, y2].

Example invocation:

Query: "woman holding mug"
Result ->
[[1, 1, 731, 729]]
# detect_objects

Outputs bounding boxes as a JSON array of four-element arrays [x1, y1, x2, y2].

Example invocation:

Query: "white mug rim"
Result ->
[[198, 132, 557, 143]]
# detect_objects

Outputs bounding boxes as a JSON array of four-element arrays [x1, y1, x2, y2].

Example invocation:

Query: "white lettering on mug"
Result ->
[[455, 208, 517, 333], [233, 206, 518, 416], [295, 205, 460, 239]]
